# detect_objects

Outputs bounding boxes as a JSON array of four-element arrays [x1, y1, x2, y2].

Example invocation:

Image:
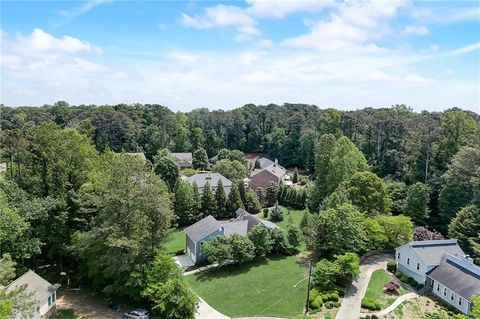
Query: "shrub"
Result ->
[[309, 289, 320, 303], [262, 208, 269, 218], [387, 260, 397, 273], [365, 316, 371, 319], [271, 204, 284, 221], [371, 315, 379, 319], [325, 301, 334, 309], [384, 280, 401, 294], [361, 298, 381, 311], [311, 296, 323, 309]]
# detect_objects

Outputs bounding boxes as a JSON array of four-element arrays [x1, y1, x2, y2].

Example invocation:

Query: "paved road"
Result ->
[[362, 292, 419, 318], [335, 253, 393, 319]]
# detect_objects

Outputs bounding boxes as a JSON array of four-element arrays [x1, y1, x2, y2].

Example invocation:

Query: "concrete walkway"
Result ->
[[195, 298, 229, 319], [335, 253, 393, 319], [360, 292, 419, 318], [184, 263, 219, 276]]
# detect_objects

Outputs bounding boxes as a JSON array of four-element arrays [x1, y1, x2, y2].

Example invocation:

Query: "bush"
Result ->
[[311, 296, 323, 309], [262, 208, 269, 218], [309, 289, 319, 304], [321, 293, 339, 302], [271, 204, 284, 221], [387, 260, 397, 273], [384, 280, 401, 294], [371, 315, 379, 319], [325, 301, 334, 309], [361, 298, 381, 311]]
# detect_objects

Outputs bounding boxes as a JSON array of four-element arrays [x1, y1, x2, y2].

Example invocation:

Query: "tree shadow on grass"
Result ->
[[193, 255, 292, 282]]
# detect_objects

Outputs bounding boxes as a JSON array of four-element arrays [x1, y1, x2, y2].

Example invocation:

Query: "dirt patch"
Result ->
[[56, 289, 123, 319]]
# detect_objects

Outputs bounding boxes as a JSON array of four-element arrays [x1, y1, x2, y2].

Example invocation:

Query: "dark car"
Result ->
[[123, 309, 151, 319]]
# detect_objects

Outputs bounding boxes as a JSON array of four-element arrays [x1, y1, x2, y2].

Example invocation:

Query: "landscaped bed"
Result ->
[[184, 255, 308, 318], [362, 269, 409, 310]]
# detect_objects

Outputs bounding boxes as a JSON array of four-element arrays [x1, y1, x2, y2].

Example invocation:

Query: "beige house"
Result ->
[[6, 270, 60, 319]]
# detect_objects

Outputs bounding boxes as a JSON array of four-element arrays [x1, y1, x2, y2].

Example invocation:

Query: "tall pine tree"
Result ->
[[215, 179, 227, 218], [201, 182, 216, 217]]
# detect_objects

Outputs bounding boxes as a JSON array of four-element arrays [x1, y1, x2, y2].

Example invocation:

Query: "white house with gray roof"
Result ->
[[427, 254, 480, 314], [6, 270, 60, 319], [171, 152, 193, 168], [184, 209, 277, 265], [185, 172, 232, 195], [396, 239, 480, 314]]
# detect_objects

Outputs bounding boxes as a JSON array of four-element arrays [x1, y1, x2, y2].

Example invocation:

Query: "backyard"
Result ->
[[184, 255, 309, 318], [364, 269, 409, 309]]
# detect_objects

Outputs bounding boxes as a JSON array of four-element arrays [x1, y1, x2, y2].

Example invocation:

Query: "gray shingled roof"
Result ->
[[7, 270, 58, 303], [125, 152, 147, 161], [184, 215, 222, 242], [171, 153, 192, 161], [257, 158, 274, 169], [410, 240, 465, 266], [186, 173, 232, 189], [222, 220, 248, 236], [427, 254, 480, 300], [235, 208, 277, 232], [251, 163, 286, 178]]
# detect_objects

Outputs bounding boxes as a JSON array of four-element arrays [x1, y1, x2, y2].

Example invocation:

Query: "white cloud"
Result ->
[[15, 28, 102, 54], [444, 43, 480, 56], [181, 5, 259, 35], [282, 0, 407, 51], [245, 0, 335, 18], [57, 0, 113, 25], [404, 25, 429, 35]]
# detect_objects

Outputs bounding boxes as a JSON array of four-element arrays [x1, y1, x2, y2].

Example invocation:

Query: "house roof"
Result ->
[[184, 215, 223, 242], [6, 270, 58, 303], [234, 208, 277, 232], [186, 173, 232, 189], [257, 157, 274, 169], [398, 239, 465, 266], [427, 254, 480, 300], [171, 153, 193, 162], [249, 169, 280, 190], [125, 152, 147, 161], [222, 220, 248, 236]]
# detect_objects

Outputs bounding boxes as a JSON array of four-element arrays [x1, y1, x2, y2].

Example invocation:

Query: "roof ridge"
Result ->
[[7, 269, 52, 288]]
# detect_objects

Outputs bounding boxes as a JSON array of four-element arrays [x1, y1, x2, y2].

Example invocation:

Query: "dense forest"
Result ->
[[1, 102, 479, 317]]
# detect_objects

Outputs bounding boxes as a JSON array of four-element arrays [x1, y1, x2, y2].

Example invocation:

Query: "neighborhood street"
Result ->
[[335, 253, 392, 319]]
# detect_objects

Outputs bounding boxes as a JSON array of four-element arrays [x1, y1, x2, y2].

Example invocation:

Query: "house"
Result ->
[[185, 172, 233, 195], [395, 239, 480, 315], [395, 239, 465, 284], [184, 209, 276, 265], [171, 152, 193, 168], [248, 160, 287, 191], [256, 157, 275, 169], [6, 270, 60, 319], [124, 152, 147, 162], [427, 254, 480, 315]]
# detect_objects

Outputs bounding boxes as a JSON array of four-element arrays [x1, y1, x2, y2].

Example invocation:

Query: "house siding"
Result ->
[[430, 278, 471, 314], [193, 228, 224, 264], [395, 246, 427, 284]]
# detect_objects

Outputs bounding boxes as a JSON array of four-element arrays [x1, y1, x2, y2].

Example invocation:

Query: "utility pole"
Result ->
[[304, 261, 312, 315]]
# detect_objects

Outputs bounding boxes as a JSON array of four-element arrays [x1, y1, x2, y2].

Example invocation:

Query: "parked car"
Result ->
[[123, 309, 151, 319]]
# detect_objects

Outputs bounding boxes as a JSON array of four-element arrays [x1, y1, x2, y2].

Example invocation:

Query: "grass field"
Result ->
[[164, 228, 185, 255], [184, 255, 309, 318], [364, 269, 408, 308]]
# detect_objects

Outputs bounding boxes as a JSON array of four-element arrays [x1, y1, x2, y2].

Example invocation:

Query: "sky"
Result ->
[[1, 0, 479, 112]]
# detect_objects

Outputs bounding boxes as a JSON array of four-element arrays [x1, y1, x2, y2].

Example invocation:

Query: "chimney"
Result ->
[[274, 158, 278, 166]]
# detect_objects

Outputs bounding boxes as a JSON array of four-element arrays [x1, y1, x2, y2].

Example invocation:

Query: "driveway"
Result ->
[[57, 289, 123, 319], [335, 253, 393, 319], [196, 298, 229, 319]]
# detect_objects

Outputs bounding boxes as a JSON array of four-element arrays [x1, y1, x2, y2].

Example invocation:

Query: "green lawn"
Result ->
[[364, 269, 408, 308], [164, 228, 185, 255], [56, 309, 77, 319], [185, 255, 309, 318]]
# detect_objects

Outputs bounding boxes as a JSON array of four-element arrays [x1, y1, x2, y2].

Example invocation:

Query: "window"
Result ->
[[459, 297, 462, 306], [407, 258, 410, 265], [397, 252, 400, 259], [36, 307, 40, 313], [416, 263, 420, 270], [437, 283, 440, 291], [444, 288, 447, 296], [48, 296, 51, 306], [451, 292, 455, 301], [52, 291, 56, 302]]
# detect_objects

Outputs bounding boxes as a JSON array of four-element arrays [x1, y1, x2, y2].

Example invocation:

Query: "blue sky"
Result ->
[[1, 0, 479, 112]]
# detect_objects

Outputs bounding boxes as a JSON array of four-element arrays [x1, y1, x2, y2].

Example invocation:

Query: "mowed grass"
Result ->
[[365, 269, 408, 308], [184, 255, 308, 317], [164, 228, 185, 255]]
